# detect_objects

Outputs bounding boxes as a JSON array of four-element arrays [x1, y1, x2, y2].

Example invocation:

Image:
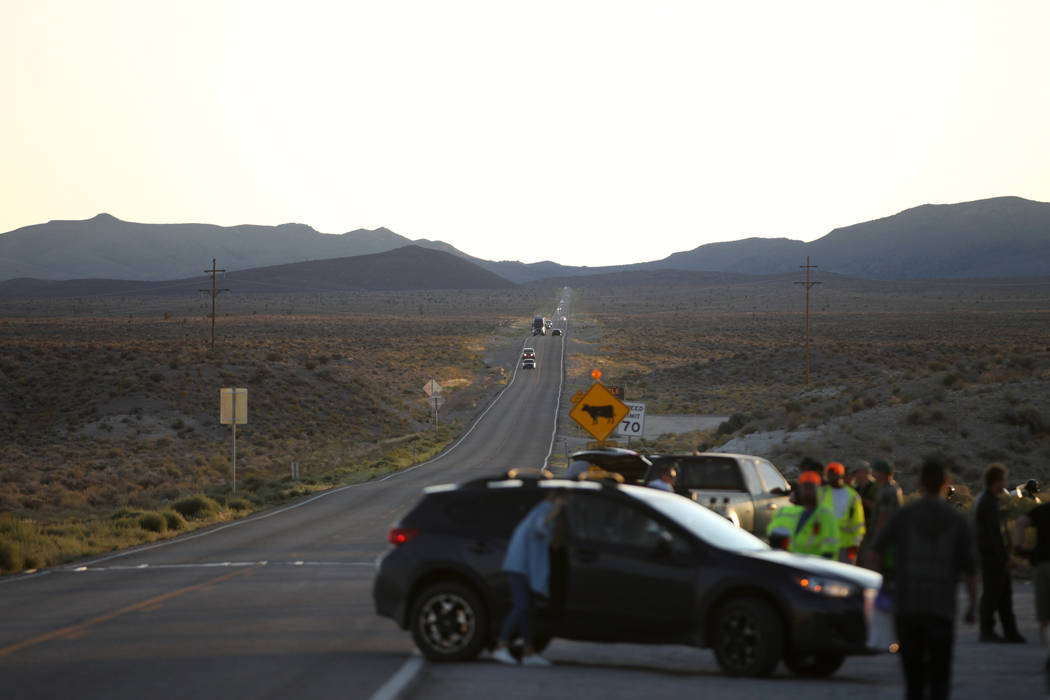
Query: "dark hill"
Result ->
[[643, 197, 1050, 279], [2, 196, 1048, 283], [0, 214, 425, 281], [0, 246, 515, 298]]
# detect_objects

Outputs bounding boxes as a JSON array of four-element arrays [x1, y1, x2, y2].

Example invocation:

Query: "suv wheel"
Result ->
[[784, 651, 845, 677], [410, 582, 487, 662], [711, 596, 783, 677]]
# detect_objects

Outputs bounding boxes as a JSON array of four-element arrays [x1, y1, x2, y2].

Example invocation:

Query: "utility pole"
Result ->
[[200, 259, 228, 348], [795, 256, 821, 386]]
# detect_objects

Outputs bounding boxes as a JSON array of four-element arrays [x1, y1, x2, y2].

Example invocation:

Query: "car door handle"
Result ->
[[766, 504, 778, 511], [573, 549, 598, 563]]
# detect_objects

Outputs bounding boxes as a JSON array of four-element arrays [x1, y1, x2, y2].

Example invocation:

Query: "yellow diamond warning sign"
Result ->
[[569, 383, 630, 442]]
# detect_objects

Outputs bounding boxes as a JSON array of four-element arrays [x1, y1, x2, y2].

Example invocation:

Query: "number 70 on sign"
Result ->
[[616, 401, 646, 437]]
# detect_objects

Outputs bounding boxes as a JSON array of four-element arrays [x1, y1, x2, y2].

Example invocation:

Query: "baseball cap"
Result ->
[[825, 462, 845, 476]]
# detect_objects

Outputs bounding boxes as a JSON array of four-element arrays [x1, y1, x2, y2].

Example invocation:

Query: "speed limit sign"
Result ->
[[616, 401, 646, 438]]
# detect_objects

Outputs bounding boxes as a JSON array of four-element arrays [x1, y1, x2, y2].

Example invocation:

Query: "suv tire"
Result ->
[[711, 596, 783, 677], [410, 582, 488, 662]]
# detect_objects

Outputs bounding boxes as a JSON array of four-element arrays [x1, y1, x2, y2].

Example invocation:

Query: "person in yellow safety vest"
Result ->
[[766, 499, 803, 550], [820, 461, 866, 563], [769, 470, 839, 558]]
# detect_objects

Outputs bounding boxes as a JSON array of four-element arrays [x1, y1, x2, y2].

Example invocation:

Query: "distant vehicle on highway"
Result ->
[[551, 328, 562, 336], [545, 319, 553, 328], [522, 348, 536, 360], [645, 454, 792, 535], [521, 358, 536, 369], [532, 316, 546, 336], [373, 475, 882, 677]]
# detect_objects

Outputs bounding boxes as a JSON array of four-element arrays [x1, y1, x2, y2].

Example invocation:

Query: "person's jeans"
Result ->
[[895, 614, 955, 700], [499, 572, 535, 648]]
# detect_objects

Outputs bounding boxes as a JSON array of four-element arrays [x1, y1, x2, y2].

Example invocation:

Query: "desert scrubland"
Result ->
[[0, 289, 551, 573], [571, 276, 1050, 506], [3, 277, 1049, 574]]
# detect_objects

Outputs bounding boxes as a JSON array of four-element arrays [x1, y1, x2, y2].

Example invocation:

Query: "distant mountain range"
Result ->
[[0, 196, 1047, 296], [0, 246, 513, 298]]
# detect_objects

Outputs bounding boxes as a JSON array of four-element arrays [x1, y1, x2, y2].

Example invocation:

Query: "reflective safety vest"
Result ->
[[819, 485, 866, 550], [766, 504, 804, 549], [789, 505, 840, 558]]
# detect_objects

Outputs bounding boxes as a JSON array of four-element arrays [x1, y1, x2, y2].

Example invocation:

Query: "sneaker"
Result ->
[[1004, 633, 1026, 644], [491, 647, 518, 665], [979, 632, 1005, 643], [521, 654, 551, 667]]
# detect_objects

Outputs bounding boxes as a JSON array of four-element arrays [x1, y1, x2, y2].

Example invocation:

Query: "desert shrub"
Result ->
[[227, 498, 252, 511], [717, 413, 748, 435], [138, 512, 168, 533], [0, 539, 24, 572], [161, 510, 186, 530], [1000, 406, 1047, 435], [172, 494, 220, 520]]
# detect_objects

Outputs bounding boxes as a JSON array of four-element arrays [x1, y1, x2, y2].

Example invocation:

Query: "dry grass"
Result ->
[[0, 288, 555, 573], [570, 277, 1050, 496]]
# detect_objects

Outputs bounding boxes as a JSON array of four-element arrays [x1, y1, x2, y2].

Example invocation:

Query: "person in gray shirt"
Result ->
[[870, 457, 977, 700]]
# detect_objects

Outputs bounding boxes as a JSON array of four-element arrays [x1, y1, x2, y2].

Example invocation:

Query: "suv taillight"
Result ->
[[388, 528, 420, 546]]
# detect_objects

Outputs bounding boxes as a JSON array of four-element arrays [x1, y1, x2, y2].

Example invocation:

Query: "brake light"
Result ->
[[388, 528, 420, 546]]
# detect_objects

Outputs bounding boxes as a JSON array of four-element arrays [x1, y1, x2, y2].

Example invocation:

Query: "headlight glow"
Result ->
[[796, 576, 856, 598]]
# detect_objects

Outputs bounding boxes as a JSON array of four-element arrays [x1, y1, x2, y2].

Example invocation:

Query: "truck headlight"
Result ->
[[796, 576, 856, 598]]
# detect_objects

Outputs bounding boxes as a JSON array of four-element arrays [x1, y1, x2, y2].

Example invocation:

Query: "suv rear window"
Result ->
[[443, 490, 547, 538], [654, 456, 745, 491]]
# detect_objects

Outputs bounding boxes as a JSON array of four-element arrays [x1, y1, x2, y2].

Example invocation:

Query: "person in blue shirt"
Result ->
[[646, 464, 677, 492], [491, 492, 566, 666]]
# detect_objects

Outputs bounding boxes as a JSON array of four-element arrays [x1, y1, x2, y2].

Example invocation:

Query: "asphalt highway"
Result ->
[[0, 293, 571, 700]]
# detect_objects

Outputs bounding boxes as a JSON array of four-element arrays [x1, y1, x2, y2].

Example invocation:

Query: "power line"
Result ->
[[794, 256, 821, 386], [199, 259, 229, 348]]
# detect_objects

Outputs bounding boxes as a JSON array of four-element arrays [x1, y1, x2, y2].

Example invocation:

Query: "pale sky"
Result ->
[[3, 1, 1049, 266]]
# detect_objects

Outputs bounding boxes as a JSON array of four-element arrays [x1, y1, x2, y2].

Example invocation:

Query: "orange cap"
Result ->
[[799, 471, 822, 485], [825, 462, 845, 476]]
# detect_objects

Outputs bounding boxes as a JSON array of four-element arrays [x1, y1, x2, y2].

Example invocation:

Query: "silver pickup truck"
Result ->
[[645, 453, 792, 534]]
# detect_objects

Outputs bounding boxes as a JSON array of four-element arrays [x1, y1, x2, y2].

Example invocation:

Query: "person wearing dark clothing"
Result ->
[[870, 457, 977, 700], [974, 463, 1025, 643], [1014, 502, 1050, 692]]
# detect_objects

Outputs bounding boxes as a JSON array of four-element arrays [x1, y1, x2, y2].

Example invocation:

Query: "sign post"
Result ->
[[220, 388, 247, 493]]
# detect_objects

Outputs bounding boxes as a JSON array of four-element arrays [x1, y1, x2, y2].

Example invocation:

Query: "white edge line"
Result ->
[[48, 323, 532, 570], [369, 654, 424, 700], [544, 292, 568, 467]]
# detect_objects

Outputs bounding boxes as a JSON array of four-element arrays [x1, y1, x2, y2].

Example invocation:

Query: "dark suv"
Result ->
[[373, 476, 882, 677]]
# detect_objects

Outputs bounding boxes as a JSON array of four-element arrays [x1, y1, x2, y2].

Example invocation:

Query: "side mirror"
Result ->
[[770, 485, 791, 496]]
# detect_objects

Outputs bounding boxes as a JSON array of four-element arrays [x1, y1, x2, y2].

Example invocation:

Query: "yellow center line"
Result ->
[[0, 566, 256, 659]]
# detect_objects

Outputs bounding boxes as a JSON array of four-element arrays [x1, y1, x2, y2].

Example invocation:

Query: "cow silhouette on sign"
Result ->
[[581, 404, 614, 424]]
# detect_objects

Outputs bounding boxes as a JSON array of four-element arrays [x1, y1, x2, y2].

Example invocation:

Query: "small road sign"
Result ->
[[423, 379, 442, 397], [220, 387, 248, 424], [569, 383, 630, 442], [616, 401, 646, 438], [570, 390, 585, 405], [428, 395, 445, 409], [607, 386, 624, 399]]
